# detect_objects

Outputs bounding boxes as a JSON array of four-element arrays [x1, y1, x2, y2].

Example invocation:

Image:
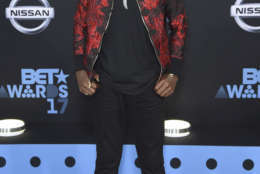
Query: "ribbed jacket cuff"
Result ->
[[165, 58, 183, 78], [73, 55, 85, 73]]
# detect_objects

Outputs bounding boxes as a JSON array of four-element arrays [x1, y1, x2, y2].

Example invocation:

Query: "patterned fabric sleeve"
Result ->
[[165, 0, 188, 78], [73, 0, 88, 72]]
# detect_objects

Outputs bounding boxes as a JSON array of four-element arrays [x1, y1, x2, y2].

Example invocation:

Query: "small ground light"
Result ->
[[0, 119, 25, 137], [164, 119, 191, 137]]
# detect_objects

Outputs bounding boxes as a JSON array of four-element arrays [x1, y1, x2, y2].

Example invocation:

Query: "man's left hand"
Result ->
[[154, 73, 178, 97]]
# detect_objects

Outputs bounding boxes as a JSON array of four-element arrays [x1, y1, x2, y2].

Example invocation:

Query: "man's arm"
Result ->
[[73, 0, 100, 96], [154, 0, 187, 97], [73, 0, 88, 73], [165, 0, 188, 78]]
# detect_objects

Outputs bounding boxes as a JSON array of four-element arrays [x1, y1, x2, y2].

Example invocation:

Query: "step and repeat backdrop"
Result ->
[[0, 0, 260, 173]]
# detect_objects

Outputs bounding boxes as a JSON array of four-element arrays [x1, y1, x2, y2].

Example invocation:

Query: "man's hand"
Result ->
[[75, 70, 100, 96], [154, 73, 178, 97]]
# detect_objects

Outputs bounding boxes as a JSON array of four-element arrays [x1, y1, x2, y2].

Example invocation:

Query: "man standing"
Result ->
[[73, 0, 187, 173]]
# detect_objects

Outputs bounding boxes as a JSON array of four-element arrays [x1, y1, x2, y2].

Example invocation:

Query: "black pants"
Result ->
[[92, 77, 166, 174]]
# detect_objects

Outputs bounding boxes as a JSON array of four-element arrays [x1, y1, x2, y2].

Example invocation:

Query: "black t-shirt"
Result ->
[[93, 0, 161, 95]]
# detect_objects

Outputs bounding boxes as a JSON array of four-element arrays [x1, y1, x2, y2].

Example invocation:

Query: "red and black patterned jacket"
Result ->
[[73, 0, 188, 80]]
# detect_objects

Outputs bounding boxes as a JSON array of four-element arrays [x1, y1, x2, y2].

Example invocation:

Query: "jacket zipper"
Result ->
[[91, 0, 115, 72], [135, 0, 163, 82]]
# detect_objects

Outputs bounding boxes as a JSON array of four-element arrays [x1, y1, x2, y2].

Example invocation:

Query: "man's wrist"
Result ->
[[166, 73, 179, 81]]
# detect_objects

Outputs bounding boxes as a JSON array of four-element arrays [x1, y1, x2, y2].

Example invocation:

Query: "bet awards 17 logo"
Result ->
[[216, 68, 260, 99], [0, 68, 69, 114], [5, 0, 55, 35], [231, 0, 260, 33]]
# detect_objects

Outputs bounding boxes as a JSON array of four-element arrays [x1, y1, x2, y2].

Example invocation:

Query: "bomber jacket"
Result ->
[[73, 0, 188, 80]]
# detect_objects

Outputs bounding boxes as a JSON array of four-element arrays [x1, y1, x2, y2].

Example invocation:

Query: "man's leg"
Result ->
[[127, 83, 166, 174], [92, 82, 126, 174]]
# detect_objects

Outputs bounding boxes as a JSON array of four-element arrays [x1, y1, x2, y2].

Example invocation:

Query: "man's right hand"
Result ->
[[75, 69, 99, 96]]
